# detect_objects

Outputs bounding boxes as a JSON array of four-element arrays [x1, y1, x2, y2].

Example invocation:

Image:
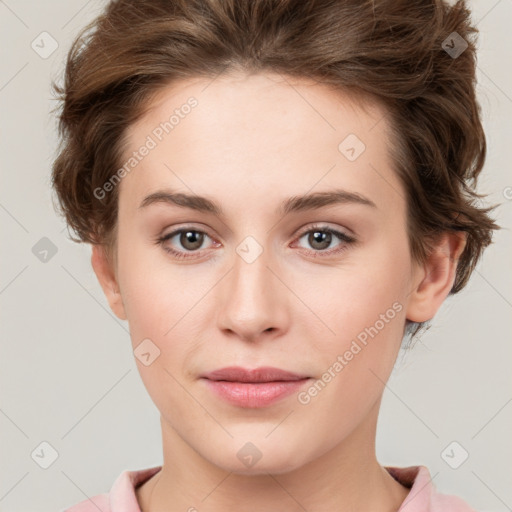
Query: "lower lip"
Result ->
[[202, 378, 311, 408]]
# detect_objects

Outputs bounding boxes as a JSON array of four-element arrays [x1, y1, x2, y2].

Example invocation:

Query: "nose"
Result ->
[[216, 243, 290, 343]]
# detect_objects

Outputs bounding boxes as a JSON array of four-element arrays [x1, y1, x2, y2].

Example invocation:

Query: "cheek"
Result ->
[[115, 233, 189, 335], [296, 270, 409, 436], [304, 239, 411, 349], [298, 241, 411, 421], [305, 277, 407, 393], [119, 264, 197, 408], [117, 252, 212, 385]]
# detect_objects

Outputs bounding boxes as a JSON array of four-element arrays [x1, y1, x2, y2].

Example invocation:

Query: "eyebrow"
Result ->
[[138, 188, 377, 216]]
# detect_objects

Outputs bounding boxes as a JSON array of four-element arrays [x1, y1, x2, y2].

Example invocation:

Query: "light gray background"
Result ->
[[0, 0, 511, 510]]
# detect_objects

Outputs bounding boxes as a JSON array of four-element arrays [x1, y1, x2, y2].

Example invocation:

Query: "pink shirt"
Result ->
[[62, 465, 476, 511]]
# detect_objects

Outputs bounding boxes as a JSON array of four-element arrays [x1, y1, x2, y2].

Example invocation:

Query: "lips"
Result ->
[[200, 366, 311, 408], [201, 366, 309, 383]]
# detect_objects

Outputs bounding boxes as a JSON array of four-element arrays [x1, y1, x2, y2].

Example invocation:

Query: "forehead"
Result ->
[[128, 71, 386, 147], [119, 71, 400, 214]]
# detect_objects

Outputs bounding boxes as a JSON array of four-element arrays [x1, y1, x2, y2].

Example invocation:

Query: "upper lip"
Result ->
[[201, 366, 309, 383]]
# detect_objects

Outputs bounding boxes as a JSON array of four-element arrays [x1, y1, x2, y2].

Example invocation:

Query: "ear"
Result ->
[[91, 244, 127, 321], [406, 231, 467, 323]]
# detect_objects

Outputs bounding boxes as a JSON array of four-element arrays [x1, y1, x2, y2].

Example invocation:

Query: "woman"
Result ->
[[53, 0, 499, 510]]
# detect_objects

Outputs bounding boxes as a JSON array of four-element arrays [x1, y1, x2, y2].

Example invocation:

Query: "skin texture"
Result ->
[[91, 71, 466, 511]]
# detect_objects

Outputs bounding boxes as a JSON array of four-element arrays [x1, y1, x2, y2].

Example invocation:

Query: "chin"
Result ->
[[206, 438, 311, 476]]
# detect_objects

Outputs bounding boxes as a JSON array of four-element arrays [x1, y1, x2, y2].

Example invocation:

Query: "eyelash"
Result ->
[[154, 224, 357, 261]]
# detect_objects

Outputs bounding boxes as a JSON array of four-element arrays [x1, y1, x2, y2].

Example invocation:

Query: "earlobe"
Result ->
[[90, 244, 127, 321], [405, 231, 467, 323]]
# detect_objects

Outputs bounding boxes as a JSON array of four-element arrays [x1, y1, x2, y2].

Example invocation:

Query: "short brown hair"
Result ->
[[51, 0, 500, 339]]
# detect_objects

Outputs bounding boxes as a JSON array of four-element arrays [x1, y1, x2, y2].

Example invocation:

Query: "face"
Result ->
[[92, 71, 456, 475]]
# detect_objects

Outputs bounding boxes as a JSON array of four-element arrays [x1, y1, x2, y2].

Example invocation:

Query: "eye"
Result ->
[[155, 227, 218, 260], [292, 224, 356, 257], [155, 224, 357, 261]]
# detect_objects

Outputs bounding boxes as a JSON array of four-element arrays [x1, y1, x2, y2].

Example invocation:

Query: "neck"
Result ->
[[137, 399, 409, 512]]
